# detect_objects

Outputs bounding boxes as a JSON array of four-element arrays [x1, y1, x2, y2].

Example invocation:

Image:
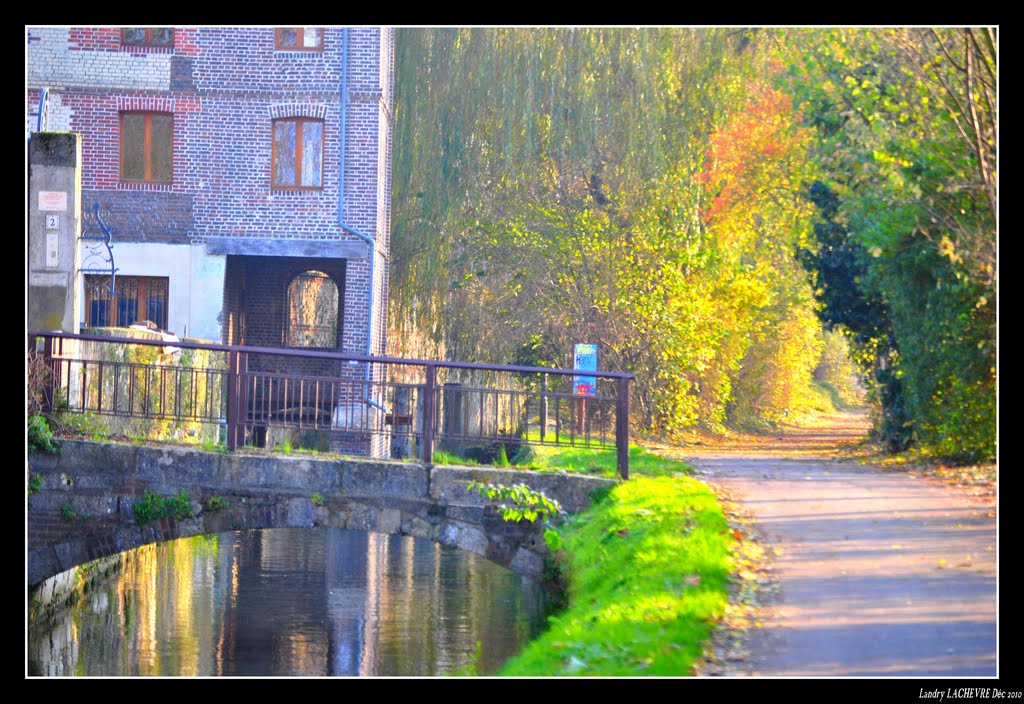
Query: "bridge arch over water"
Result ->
[[28, 440, 616, 589]]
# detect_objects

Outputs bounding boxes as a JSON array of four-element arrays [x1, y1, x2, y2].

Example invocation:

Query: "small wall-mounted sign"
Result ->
[[46, 214, 60, 230], [39, 191, 68, 212], [45, 233, 59, 268]]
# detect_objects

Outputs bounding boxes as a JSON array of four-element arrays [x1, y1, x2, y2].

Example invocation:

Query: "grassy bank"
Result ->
[[499, 473, 734, 676], [434, 443, 684, 479], [530, 443, 683, 478]]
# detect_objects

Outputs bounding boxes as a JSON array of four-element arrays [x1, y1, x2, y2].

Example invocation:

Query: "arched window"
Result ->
[[287, 270, 338, 348]]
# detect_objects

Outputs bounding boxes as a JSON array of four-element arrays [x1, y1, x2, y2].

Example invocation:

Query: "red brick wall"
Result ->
[[67, 27, 199, 56], [28, 27, 394, 456]]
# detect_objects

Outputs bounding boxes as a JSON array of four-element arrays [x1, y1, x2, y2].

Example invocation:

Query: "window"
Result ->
[[85, 276, 169, 330], [122, 28, 174, 48], [275, 28, 323, 51], [271, 117, 323, 189], [287, 271, 338, 348], [120, 112, 173, 183]]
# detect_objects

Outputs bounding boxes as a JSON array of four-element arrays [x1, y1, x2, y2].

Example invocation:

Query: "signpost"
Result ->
[[573, 343, 597, 435], [573, 343, 597, 395]]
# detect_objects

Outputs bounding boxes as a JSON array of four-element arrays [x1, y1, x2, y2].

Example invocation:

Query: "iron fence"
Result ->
[[28, 331, 633, 478]]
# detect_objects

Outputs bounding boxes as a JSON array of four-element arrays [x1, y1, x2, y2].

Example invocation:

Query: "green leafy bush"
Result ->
[[543, 527, 563, 552], [205, 495, 229, 512], [467, 481, 564, 524], [167, 492, 194, 520], [511, 443, 536, 466], [132, 491, 163, 524], [132, 490, 194, 525], [28, 415, 61, 455], [57, 410, 108, 439]]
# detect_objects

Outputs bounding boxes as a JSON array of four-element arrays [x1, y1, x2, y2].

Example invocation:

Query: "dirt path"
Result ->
[[677, 410, 997, 677]]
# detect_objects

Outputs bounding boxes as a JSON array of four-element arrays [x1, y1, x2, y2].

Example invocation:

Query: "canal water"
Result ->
[[28, 527, 552, 676]]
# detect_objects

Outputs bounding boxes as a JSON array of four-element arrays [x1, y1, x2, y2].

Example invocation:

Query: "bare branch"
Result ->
[[928, 28, 966, 73], [967, 27, 998, 87], [963, 32, 998, 225]]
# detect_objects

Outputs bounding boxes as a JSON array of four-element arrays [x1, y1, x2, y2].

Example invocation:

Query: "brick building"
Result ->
[[27, 27, 395, 456]]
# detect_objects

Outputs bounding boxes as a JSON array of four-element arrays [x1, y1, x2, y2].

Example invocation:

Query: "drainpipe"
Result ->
[[339, 28, 388, 414]]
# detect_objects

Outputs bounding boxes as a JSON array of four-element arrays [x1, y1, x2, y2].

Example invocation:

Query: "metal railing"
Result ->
[[28, 331, 634, 478]]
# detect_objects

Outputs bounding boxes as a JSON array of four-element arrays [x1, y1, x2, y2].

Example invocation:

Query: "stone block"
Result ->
[[327, 504, 349, 528], [449, 523, 489, 557], [28, 548, 62, 589], [273, 456, 318, 491], [342, 460, 428, 499], [52, 541, 89, 575], [346, 503, 376, 532], [29, 132, 78, 166], [438, 522, 459, 547], [377, 507, 402, 534], [75, 495, 118, 517], [509, 547, 545, 579], [403, 515, 436, 541], [285, 497, 314, 527]]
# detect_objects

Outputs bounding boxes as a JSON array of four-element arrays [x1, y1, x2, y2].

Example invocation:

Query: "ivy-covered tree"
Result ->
[[783, 27, 996, 460]]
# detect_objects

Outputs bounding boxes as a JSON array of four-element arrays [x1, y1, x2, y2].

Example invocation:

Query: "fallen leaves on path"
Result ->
[[691, 483, 779, 677]]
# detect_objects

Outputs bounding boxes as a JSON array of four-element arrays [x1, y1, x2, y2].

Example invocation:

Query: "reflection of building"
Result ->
[[27, 27, 394, 456], [28, 528, 549, 675]]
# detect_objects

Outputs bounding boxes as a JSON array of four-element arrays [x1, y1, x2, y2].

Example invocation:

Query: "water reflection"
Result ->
[[28, 528, 549, 677]]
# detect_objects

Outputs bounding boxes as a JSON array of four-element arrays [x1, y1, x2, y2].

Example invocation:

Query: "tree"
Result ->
[[783, 27, 996, 460], [390, 29, 895, 440]]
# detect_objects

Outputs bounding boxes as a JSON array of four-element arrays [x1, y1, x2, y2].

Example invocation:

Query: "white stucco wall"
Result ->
[[79, 242, 225, 342]]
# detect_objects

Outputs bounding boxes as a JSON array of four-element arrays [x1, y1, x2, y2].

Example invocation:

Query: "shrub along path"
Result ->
[[674, 409, 997, 677]]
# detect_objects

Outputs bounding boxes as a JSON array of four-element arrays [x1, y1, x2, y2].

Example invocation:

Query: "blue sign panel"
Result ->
[[573, 343, 598, 396]]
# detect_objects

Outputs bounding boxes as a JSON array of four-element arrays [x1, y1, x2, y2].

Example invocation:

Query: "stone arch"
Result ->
[[29, 494, 548, 591], [28, 440, 615, 588]]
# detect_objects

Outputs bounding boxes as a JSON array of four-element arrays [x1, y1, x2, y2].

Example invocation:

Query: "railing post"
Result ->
[[238, 351, 249, 447], [226, 350, 238, 451], [616, 377, 630, 480], [539, 372, 548, 442], [422, 363, 436, 465]]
